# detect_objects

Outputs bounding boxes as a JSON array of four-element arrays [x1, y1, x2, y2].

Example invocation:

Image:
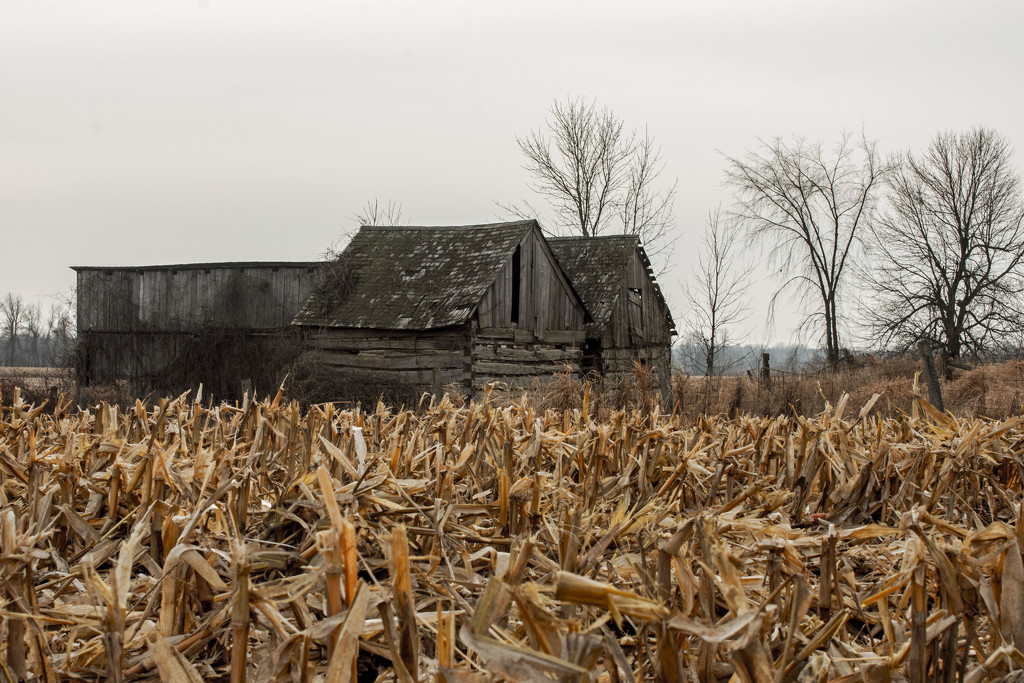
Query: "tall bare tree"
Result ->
[[683, 208, 751, 376], [1, 293, 26, 365], [864, 127, 1024, 362], [725, 133, 887, 366], [507, 97, 677, 267], [619, 129, 678, 265]]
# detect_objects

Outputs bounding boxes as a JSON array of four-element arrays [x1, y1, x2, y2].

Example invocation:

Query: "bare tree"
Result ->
[[45, 300, 74, 367], [863, 127, 1024, 363], [23, 303, 43, 366], [724, 133, 887, 366], [1, 293, 25, 365], [683, 208, 751, 376], [506, 97, 677, 268], [354, 198, 406, 227], [619, 129, 678, 266]]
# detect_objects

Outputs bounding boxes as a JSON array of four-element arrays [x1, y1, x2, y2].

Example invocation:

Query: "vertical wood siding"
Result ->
[[477, 227, 584, 334], [594, 249, 674, 380], [77, 264, 319, 333], [76, 263, 318, 395], [601, 250, 673, 349]]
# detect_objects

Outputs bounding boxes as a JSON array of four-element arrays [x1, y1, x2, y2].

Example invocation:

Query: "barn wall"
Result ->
[[77, 329, 299, 399], [471, 324, 583, 392], [75, 263, 318, 398], [477, 226, 585, 335], [297, 322, 587, 398], [296, 326, 473, 402], [596, 249, 674, 381], [77, 264, 319, 333]]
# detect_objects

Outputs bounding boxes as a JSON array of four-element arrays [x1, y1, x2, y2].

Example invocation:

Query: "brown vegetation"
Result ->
[[0, 366, 68, 409], [672, 357, 1024, 423], [1, 375, 1024, 680]]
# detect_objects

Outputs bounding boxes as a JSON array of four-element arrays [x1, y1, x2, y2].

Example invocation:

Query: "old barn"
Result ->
[[73, 220, 676, 401], [291, 220, 590, 398]]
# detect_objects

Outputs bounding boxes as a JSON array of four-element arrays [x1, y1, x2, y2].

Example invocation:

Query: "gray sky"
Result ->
[[4, 1, 1024, 344]]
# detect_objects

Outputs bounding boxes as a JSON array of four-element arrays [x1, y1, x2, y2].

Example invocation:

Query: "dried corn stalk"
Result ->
[[0, 387, 1021, 680]]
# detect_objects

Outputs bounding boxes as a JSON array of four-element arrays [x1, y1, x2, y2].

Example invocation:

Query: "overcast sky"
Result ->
[[4, 1, 1024, 344]]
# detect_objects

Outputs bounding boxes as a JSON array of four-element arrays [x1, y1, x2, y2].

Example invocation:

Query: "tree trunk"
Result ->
[[917, 340, 945, 412], [823, 301, 840, 367]]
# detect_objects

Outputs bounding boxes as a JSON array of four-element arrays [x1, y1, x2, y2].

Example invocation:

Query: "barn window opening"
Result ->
[[511, 245, 521, 325], [628, 287, 643, 336]]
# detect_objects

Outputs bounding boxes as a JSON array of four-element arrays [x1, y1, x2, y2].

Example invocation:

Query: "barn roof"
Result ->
[[548, 235, 677, 336], [293, 221, 538, 330], [71, 261, 318, 273]]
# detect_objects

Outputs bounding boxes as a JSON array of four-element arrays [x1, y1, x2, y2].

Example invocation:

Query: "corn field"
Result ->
[[1, 384, 1024, 682]]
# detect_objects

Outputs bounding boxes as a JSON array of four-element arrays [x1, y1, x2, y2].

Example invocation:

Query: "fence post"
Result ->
[[760, 353, 771, 385], [658, 364, 673, 413], [916, 340, 944, 412]]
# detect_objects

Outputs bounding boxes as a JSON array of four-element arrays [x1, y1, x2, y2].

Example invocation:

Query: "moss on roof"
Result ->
[[293, 221, 536, 329], [547, 236, 637, 333], [548, 235, 676, 336]]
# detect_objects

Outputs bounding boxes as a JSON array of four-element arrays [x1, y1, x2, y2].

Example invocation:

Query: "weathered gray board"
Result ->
[[299, 323, 586, 398], [74, 262, 319, 396], [476, 227, 585, 334]]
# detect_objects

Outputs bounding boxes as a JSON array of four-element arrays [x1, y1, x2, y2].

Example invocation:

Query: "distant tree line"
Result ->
[[0, 293, 74, 367], [673, 342, 818, 377]]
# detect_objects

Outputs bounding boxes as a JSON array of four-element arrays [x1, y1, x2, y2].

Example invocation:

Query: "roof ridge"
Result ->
[[72, 261, 320, 272], [360, 220, 537, 231], [547, 234, 639, 242]]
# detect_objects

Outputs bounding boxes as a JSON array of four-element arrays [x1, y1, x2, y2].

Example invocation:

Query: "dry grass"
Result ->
[[1, 381, 1024, 680], [671, 357, 1024, 422], [0, 366, 70, 409], [0, 366, 66, 392]]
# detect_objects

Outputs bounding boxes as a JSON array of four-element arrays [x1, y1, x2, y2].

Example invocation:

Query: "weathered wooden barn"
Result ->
[[73, 220, 677, 402], [74, 261, 318, 397], [291, 220, 591, 398], [548, 235, 676, 382]]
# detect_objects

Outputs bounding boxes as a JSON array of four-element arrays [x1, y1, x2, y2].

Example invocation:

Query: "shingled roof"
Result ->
[[548, 235, 676, 336], [293, 221, 537, 329]]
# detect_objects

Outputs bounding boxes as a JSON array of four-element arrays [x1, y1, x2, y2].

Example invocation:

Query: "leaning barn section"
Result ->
[[548, 236, 676, 384], [74, 262, 318, 397], [292, 221, 590, 399]]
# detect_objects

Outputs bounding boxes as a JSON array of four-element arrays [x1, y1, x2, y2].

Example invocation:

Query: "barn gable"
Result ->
[[548, 235, 675, 385], [548, 236, 676, 338]]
